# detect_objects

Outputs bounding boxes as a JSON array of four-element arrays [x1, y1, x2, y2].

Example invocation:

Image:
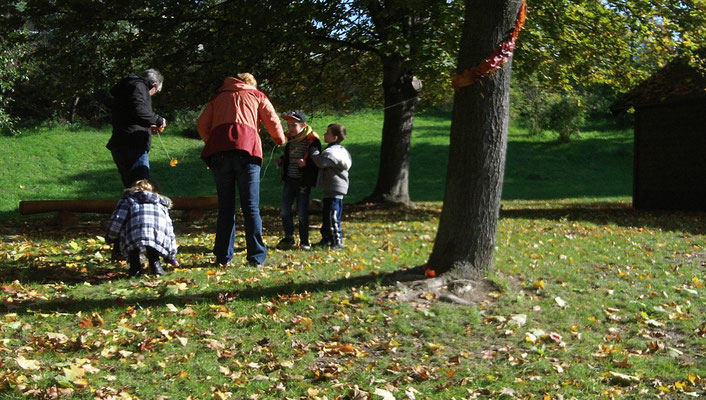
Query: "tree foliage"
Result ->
[[1, 0, 704, 140], [516, 0, 706, 91]]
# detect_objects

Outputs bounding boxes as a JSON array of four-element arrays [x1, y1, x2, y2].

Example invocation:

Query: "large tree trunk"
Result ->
[[427, 0, 521, 278], [365, 54, 418, 205]]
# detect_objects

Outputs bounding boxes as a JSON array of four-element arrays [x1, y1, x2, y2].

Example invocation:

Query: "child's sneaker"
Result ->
[[330, 243, 346, 250], [299, 243, 311, 250], [149, 261, 166, 276], [165, 257, 179, 268], [314, 239, 331, 248]]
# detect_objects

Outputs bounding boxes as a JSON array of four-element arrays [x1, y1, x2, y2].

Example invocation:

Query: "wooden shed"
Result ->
[[611, 55, 706, 211]]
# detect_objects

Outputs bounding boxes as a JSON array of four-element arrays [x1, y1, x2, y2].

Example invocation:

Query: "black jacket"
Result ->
[[107, 74, 164, 151], [281, 135, 322, 187]]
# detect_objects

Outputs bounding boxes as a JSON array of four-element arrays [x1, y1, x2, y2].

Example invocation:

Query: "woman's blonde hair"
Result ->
[[237, 73, 257, 88]]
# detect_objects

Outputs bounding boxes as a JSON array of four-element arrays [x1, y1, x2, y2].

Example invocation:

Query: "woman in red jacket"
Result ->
[[197, 73, 286, 266]]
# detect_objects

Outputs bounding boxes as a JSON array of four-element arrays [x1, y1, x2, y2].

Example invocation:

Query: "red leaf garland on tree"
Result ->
[[452, 0, 526, 90]]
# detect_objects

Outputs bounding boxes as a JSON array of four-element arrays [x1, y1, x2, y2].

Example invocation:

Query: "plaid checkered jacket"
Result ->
[[106, 190, 178, 258]]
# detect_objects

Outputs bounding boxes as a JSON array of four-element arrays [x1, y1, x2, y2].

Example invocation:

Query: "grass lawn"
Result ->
[[0, 112, 704, 399], [0, 109, 633, 219]]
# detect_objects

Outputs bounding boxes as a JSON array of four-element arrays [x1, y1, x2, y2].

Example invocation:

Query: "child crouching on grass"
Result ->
[[308, 124, 352, 249], [106, 180, 178, 277]]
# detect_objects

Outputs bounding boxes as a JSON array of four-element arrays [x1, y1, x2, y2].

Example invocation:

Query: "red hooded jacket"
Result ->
[[197, 78, 285, 165]]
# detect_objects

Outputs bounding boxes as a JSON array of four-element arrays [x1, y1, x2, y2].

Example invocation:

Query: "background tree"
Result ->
[[512, 0, 706, 141], [302, 0, 464, 205]]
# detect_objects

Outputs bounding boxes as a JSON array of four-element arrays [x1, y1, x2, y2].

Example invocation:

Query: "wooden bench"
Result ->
[[19, 196, 219, 227]]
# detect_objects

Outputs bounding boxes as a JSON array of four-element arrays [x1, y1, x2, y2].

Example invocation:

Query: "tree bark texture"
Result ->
[[427, 0, 521, 277], [365, 54, 418, 205]]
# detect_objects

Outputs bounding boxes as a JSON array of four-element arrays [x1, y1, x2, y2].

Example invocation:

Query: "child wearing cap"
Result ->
[[275, 111, 322, 250], [309, 124, 352, 250]]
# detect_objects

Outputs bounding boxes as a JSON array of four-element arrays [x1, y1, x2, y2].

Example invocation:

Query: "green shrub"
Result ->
[[545, 94, 586, 142]]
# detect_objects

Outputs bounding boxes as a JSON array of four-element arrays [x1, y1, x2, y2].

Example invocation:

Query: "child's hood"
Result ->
[[124, 190, 171, 208], [326, 144, 352, 170]]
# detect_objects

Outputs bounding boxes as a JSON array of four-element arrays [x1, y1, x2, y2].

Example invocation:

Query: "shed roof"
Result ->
[[611, 54, 706, 112]]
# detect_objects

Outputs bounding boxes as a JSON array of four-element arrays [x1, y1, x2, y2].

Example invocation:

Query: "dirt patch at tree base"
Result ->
[[383, 266, 513, 306]]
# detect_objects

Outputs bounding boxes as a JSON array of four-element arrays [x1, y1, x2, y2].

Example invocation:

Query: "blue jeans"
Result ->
[[280, 178, 311, 245], [210, 151, 267, 265], [321, 197, 343, 245], [111, 148, 150, 188]]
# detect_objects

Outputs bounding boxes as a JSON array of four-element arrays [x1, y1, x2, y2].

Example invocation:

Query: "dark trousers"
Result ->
[[321, 197, 343, 245], [111, 148, 150, 188], [128, 246, 160, 268], [280, 178, 311, 245], [110, 147, 150, 256], [210, 151, 266, 265]]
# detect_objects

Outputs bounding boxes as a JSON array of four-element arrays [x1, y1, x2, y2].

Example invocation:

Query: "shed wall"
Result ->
[[633, 98, 706, 210]]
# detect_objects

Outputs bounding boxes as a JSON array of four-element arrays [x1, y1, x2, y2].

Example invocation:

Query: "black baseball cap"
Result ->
[[282, 111, 307, 123]]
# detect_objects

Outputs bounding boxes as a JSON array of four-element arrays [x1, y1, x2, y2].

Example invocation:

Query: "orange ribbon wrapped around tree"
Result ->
[[451, 0, 527, 91]]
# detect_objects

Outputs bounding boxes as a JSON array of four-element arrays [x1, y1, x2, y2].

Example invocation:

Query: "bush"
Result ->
[[168, 109, 201, 139], [545, 94, 586, 142]]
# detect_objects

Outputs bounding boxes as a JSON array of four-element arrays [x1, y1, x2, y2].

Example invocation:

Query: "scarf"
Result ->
[[290, 125, 312, 142]]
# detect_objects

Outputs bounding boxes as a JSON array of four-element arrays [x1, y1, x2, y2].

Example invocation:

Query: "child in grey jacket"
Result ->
[[308, 124, 352, 249]]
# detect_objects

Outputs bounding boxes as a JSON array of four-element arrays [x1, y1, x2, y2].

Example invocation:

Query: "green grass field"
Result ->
[[0, 109, 633, 220], [1, 112, 704, 399]]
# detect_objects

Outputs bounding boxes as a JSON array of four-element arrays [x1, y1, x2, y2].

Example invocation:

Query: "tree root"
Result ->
[[387, 268, 499, 306]]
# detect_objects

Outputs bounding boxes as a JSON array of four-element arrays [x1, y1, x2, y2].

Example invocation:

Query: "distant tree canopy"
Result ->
[[1, 0, 704, 132]]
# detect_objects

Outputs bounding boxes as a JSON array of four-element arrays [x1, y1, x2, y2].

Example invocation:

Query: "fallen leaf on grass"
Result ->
[[16, 355, 41, 370], [555, 297, 567, 308], [509, 314, 527, 327], [374, 388, 396, 400], [606, 371, 640, 384]]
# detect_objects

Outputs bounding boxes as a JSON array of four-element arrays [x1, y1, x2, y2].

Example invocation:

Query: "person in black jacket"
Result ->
[[107, 69, 167, 188], [275, 111, 321, 250]]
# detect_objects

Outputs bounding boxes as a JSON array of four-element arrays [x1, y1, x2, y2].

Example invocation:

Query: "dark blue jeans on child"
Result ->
[[321, 197, 343, 247]]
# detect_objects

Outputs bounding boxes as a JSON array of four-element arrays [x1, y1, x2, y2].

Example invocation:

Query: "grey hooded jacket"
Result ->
[[310, 143, 352, 197]]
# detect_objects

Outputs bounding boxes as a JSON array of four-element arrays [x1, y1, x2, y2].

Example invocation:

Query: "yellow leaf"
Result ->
[[73, 378, 88, 388], [16, 355, 41, 370], [426, 342, 443, 352], [607, 371, 640, 384], [63, 363, 85, 380], [688, 374, 698, 385], [213, 390, 232, 400], [373, 388, 396, 400]]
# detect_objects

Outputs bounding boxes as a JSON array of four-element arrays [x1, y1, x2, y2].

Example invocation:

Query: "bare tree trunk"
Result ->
[[69, 95, 80, 123], [365, 54, 418, 205], [427, 0, 521, 278]]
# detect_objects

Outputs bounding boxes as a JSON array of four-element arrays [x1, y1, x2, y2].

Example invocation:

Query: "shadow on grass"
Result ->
[[2, 269, 390, 316], [1, 202, 702, 288], [500, 204, 706, 236]]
